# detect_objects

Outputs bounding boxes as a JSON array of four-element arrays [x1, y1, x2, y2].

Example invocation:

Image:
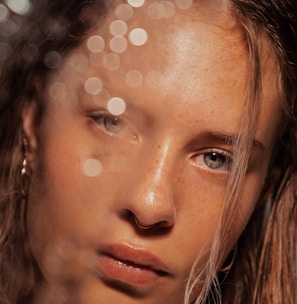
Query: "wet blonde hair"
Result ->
[[185, 1, 297, 303]]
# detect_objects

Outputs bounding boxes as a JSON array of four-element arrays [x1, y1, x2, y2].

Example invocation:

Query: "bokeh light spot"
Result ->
[[128, 28, 148, 46], [147, 2, 166, 19], [175, 0, 193, 9], [126, 70, 143, 88], [84, 77, 103, 95], [93, 89, 111, 106], [22, 44, 39, 63], [44, 51, 62, 69], [162, 1, 176, 17], [87, 35, 105, 53], [109, 20, 128, 36], [83, 159, 103, 177], [4, 0, 31, 15], [0, 4, 9, 22], [108, 97, 126, 116], [115, 3, 134, 21], [49, 82, 67, 101], [109, 36, 128, 53], [127, 0, 145, 8], [103, 53, 121, 70]]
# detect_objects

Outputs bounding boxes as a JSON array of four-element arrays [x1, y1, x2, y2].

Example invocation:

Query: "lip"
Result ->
[[97, 243, 171, 287]]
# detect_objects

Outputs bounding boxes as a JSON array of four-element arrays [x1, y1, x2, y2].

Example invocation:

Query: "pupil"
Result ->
[[210, 153, 218, 161], [105, 116, 121, 132], [205, 152, 226, 169]]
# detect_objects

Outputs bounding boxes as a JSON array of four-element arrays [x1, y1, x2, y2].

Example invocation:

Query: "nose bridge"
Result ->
[[125, 136, 178, 228]]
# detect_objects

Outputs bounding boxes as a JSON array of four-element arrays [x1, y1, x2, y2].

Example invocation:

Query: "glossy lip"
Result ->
[[97, 243, 171, 288]]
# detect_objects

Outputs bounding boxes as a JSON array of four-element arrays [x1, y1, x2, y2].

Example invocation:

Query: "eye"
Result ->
[[88, 111, 138, 142], [90, 112, 125, 134], [191, 150, 232, 172]]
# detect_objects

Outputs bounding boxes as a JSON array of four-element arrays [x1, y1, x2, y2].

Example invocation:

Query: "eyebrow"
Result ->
[[197, 131, 266, 152]]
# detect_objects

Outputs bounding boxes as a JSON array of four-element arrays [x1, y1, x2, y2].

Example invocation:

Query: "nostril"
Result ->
[[120, 210, 174, 233]]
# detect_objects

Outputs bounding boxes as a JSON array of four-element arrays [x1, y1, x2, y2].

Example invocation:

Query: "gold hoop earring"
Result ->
[[21, 137, 31, 198]]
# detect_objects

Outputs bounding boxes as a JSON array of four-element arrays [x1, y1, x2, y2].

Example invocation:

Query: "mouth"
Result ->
[[96, 243, 171, 288]]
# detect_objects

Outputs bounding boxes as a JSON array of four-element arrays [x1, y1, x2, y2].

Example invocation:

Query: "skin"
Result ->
[[23, 4, 281, 304]]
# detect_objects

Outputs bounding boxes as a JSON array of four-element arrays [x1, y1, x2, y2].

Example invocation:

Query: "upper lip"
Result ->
[[99, 243, 171, 275]]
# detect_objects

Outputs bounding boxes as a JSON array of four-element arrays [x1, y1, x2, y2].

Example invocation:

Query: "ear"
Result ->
[[257, 167, 282, 206], [22, 101, 39, 159]]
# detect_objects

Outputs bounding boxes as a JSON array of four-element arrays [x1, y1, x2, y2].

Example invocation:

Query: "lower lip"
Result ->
[[98, 254, 161, 286]]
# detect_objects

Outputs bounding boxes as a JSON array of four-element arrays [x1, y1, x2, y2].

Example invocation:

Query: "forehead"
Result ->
[[47, 0, 280, 148], [62, 2, 248, 102]]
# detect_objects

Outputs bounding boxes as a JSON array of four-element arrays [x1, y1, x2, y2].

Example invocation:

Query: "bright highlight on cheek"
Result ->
[[107, 97, 126, 115], [82, 159, 103, 177]]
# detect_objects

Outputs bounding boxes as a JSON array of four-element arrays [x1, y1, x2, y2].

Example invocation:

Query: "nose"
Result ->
[[121, 139, 177, 230]]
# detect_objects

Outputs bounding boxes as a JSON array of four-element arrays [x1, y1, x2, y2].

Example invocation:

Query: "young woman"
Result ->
[[0, 0, 296, 303]]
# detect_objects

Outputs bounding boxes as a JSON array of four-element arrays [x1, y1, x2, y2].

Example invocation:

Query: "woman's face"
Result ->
[[24, 4, 280, 304]]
